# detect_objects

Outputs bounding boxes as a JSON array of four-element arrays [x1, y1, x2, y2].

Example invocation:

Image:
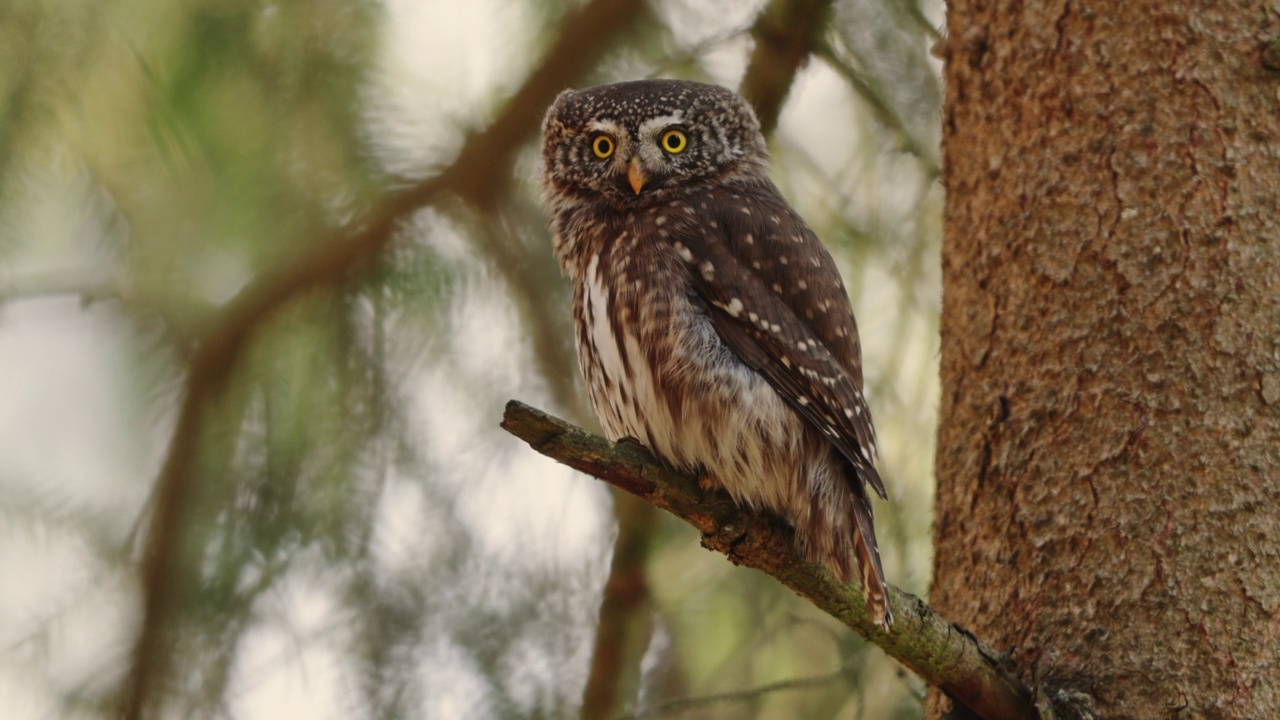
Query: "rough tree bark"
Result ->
[[932, 2, 1280, 718]]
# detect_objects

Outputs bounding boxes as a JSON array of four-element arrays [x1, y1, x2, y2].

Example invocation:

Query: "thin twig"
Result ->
[[0, 271, 121, 304], [618, 662, 855, 720], [501, 400, 1039, 720], [814, 35, 941, 177]]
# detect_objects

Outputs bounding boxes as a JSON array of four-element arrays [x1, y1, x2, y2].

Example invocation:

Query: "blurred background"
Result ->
[[0, 0, 942, 717]]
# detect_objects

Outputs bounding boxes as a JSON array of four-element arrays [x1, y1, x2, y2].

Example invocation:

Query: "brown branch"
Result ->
[[739, 0, 834, 136], [116, 0, 647, 717], [501, 400, 1039, 720], [579, 494, 658, 719]]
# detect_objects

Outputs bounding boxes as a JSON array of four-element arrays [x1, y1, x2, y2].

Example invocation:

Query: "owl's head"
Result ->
[[541, 79, 767, 208]]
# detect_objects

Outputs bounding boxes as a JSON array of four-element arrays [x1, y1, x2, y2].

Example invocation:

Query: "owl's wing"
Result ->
[[676, 187, 885, 498]]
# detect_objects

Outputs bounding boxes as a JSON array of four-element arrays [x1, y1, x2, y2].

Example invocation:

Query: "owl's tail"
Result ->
[[850, 491, 893, 630], [801, 482, 893, 631]]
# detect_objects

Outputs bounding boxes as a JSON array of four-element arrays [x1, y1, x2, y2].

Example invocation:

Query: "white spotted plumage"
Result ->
[[542, 79, 893, 629]]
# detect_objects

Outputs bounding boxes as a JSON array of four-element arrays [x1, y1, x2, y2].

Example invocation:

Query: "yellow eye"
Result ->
[[591, 134, 615, 159], [661, 129, 687, 154]]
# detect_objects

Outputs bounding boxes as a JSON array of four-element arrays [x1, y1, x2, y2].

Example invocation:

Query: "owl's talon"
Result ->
[[698, 473, 721, 493], [615, 435, 644, 447]]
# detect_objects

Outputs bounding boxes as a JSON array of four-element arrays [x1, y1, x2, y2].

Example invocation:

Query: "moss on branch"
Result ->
[[501, 399, 1040, 720]]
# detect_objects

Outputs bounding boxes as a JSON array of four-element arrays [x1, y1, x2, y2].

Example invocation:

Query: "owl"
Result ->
[[541, 79, 892, 629]]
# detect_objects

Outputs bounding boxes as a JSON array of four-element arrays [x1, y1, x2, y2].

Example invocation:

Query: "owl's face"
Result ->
[[541, 79, 768, 209]]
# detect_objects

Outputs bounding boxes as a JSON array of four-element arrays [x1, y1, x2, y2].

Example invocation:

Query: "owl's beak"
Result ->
[[627, 155, 649, 194]]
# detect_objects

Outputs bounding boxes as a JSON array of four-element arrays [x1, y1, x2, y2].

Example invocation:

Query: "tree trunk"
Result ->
[[932, 3, 1280, 717]]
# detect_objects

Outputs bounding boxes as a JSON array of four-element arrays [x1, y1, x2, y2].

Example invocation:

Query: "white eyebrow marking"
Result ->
[[588, 119, 624, 134], [638, 112, 685, 136]]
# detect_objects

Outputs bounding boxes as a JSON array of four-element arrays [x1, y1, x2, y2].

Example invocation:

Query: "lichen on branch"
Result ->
[[501, 399, 1040, 720]]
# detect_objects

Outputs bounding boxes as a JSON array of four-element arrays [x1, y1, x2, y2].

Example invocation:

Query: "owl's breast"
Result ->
[[575, 226, 690, 445], [574, 221, 810, 513]]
